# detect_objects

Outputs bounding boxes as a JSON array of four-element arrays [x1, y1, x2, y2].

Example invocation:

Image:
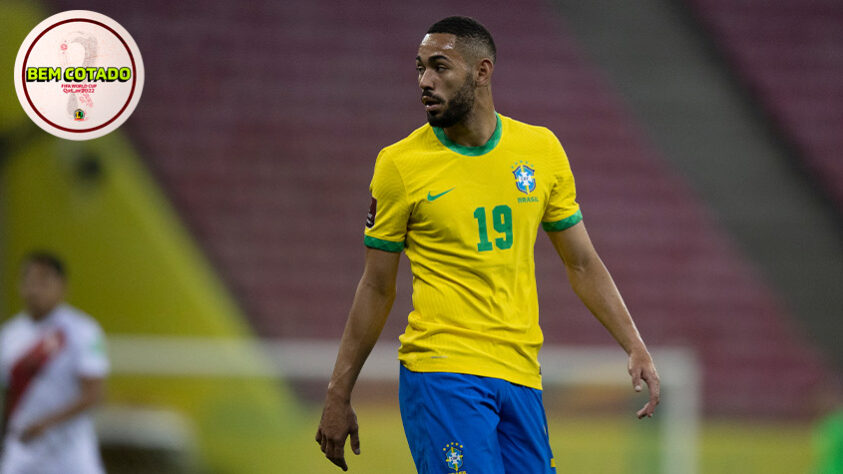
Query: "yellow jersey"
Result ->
[[364, 113, 581, 389]]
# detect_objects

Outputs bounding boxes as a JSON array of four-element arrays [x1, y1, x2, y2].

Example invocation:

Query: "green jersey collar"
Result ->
[[432, 113, 502, 156]]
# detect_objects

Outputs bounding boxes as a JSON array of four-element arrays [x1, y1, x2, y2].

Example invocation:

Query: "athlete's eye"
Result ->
[[436, 65, 447, 72], [416, 66, 424, 74]]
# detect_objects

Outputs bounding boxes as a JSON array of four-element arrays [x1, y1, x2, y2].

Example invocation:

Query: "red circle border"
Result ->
[[21, 17, 138, 133]]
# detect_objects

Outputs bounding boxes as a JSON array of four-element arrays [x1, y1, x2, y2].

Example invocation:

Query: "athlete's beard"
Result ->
[[426, 75, 476, 128]]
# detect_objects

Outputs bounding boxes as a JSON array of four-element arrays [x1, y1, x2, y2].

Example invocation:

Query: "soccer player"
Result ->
[[0, 253, 109, 474], [316, 16, 660, 473]]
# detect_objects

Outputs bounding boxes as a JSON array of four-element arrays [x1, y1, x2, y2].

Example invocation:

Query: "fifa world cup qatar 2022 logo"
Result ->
[[14, 10, 144, 140]]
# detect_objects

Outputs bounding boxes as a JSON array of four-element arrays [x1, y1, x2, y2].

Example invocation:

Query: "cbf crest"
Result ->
[[443, 442, 467, 473], [512, 160, 536, 194]]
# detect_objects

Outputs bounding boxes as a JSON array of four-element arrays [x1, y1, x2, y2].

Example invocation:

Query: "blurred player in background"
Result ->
[[317, 16, 660, 473], [0, 252, 109, 474]]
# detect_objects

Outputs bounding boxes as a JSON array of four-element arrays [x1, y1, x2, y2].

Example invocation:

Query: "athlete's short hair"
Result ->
[[427, 16, 497, 64], [23, 251, 66, 279]]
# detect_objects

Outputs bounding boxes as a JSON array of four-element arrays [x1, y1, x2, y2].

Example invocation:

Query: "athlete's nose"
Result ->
[[418, 69, 435, 91]]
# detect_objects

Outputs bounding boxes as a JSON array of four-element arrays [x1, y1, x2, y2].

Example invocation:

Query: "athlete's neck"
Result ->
[[28, 302, 60, 321], [441, 102, 497, 148]]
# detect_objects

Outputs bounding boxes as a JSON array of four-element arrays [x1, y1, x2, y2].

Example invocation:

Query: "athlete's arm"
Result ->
[[316, 247, 401, 471], [545, 221, 660, 419], [19, 376, 104, 442]]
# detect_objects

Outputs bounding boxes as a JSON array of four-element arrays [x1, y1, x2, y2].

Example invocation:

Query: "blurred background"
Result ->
[[1, 0, 842, 472]]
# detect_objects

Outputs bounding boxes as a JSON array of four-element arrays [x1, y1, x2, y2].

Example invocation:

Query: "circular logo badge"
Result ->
[[13, 10, 144, 141]]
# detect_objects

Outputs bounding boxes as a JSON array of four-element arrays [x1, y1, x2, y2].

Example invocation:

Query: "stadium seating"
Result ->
[[52, 0, 829, 417], [689, 0, 843, 209]]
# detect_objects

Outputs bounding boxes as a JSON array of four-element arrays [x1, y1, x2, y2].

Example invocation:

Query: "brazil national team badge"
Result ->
[[14, 10, 144, 140], [443, 442, 467, 473], [512, 161, 536, 194]]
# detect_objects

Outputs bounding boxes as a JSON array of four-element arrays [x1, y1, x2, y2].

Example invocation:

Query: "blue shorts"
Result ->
[[399, 365, 556, 474]]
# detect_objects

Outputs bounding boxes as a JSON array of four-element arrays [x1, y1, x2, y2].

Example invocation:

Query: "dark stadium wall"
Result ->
[[550, 0, 843, 376]]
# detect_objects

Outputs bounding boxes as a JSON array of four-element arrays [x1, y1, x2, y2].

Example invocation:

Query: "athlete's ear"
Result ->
[[475, 58, 494, 87]]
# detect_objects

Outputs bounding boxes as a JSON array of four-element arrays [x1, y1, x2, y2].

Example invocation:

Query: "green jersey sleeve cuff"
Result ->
[[542, 209, 583, 232], [364, 235, 405, 253]]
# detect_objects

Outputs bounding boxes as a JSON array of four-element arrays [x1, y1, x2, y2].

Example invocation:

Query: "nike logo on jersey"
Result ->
[[427, 188, 455, 201]]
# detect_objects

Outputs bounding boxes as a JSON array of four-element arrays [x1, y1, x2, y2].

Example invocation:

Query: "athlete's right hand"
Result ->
[[316, 394, 361, 471]]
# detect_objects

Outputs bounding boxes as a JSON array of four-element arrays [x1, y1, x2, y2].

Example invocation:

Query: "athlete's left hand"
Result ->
[[20, 420, 49, 443], [628, 349, 660, 419]]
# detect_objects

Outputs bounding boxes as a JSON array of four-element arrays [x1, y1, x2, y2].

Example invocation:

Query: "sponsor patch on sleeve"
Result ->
[[366, 197, 377, 228]]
